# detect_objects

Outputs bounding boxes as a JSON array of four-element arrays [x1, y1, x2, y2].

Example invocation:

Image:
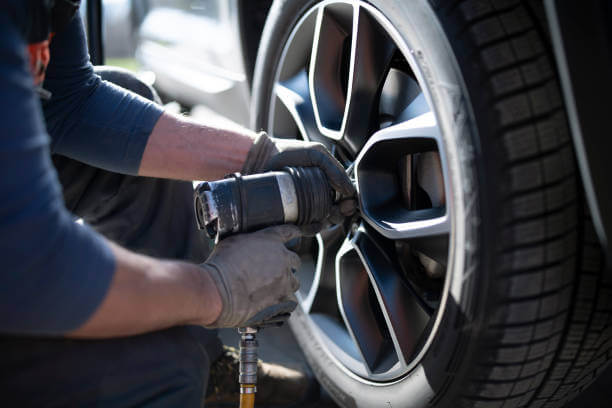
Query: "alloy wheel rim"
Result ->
[[267, 0, 456, 382]]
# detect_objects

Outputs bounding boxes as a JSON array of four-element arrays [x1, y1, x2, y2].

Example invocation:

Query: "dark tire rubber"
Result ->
[[251, 1, 612, 407]]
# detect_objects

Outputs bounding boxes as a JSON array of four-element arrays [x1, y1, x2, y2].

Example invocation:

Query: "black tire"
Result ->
[[251, 1, 612, 407]]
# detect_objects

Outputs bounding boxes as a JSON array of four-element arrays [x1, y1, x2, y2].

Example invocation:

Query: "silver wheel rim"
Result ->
[[267, 0, 458, 383]]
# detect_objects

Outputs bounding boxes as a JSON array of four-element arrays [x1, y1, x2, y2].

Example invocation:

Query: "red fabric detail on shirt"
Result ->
[[27, 33, 54, 85]]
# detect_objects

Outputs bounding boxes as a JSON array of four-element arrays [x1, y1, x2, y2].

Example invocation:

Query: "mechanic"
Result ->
[[0, 1, 355, 406]]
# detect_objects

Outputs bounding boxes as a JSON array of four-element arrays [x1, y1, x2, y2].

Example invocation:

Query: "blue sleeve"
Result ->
[[42, 15, 164, 175], [0, 11, 116, 335]]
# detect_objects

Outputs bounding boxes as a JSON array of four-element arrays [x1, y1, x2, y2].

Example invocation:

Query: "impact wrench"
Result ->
[[194, 166, 338, 407]]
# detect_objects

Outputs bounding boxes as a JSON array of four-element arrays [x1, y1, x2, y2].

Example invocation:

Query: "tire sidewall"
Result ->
[[251, 1, 483, 407]]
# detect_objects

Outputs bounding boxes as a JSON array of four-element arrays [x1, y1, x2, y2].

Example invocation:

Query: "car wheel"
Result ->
[[251, 1, 612, 407]]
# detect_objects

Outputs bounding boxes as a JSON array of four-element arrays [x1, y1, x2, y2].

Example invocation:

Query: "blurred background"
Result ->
[[81, 0, 256, 127]]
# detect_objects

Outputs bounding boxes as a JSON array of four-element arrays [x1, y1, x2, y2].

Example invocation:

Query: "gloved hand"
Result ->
[[201, 225, 302, 328], [242, 132, 357, 228]]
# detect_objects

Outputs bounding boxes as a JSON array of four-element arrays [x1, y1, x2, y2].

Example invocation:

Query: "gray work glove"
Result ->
[[243, 132, 357, 230], [201, 225, 302, 328]]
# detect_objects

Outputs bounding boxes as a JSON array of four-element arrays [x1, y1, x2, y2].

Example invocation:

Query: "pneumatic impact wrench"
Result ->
[[194, 167, 336, 407]]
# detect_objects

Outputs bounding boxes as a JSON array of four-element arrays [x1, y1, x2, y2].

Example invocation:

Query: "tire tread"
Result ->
[[433, 1, 611, 407]]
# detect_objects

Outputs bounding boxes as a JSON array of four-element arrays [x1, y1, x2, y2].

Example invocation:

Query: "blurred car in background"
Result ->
[[102, 0, 134, 57], [81, 0, 142, 58], [135, 0, 268, 126]]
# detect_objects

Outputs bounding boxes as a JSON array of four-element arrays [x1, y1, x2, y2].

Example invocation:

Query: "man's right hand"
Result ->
[[201, 225, 302, 328]]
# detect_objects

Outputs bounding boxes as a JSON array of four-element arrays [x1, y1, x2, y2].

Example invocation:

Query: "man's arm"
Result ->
[[43, 14, 256, 181], [138, 112, 254, 181], [69, 242, 221, 338], [71, 224, 302, 336]]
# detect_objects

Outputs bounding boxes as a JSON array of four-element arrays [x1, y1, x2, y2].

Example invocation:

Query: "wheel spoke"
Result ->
[[396, 92, 430, 123], [379, 69, 422, 122], [355, 112, 450, 240], [337, 225, 432, 371], [342, 6, 396, 153], [361, 207, 450, 241], [309, 5, 350, 137], [275, 70, 332, 149], [355, 225, 432, 366], [336, 238, 395, 373], [300, 225, 346, 313], [359, 111, 442, 149]]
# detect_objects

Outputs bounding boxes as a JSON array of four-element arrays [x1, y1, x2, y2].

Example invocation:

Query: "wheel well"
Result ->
[[238, 0, 274, 87]]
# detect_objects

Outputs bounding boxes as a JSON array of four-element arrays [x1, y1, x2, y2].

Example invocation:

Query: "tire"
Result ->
[[251, 1, 612, 407]]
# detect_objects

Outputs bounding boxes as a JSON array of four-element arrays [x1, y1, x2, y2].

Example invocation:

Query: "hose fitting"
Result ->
[[238, 326, 259, 406]]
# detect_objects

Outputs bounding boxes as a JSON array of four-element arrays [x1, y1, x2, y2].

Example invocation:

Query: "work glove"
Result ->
[[242, 132, 357, 231], [201, 225, 302, 328]]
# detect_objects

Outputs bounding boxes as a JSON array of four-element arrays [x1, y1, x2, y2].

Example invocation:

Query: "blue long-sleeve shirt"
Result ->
[[43, 15, 164, 174], [0, 3, 164, 335]]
